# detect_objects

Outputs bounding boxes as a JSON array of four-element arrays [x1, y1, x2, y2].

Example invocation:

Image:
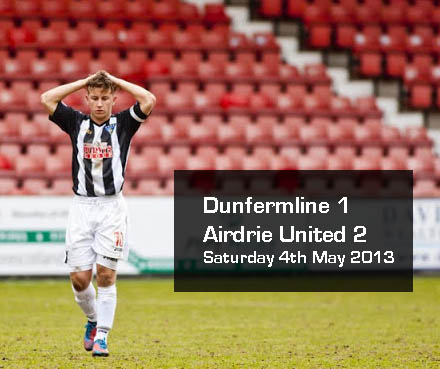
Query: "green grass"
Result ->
[[0, 278, 439, 368]]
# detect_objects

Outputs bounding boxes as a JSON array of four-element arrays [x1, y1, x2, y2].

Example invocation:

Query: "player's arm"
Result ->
[[105, 73, 156, 117], [40, 75, 94, 115]]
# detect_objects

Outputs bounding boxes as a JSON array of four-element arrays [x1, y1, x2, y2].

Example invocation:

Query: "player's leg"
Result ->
[[92, 194, 128, 357], [92, 258, 118, 357], [70, 269, 95, 319], [70, 268, 97, 351], [65, 197, 97, 351]]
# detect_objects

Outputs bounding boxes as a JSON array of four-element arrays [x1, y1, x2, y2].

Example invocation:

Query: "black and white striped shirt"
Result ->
[[49, 101, 149, 197]]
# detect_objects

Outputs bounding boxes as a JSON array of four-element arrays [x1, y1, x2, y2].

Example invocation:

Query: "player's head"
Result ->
[[85, 71, 117, 122]]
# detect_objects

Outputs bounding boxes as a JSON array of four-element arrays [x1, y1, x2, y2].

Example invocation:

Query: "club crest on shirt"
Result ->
[[105, 123, 116, 135], [84, 142, 113, 159]]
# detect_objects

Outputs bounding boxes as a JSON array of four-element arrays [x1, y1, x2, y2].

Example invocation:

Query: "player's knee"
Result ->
[[97, 269, 116, 287], [71, 278, 88, 292], [70, 272, 91, 292]]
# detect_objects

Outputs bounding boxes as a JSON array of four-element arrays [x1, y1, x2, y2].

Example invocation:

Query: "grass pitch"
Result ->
[[0, 277, 439, 369]]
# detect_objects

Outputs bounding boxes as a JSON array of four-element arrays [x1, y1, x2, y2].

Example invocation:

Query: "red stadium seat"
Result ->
[[41, 0, 68, 17], [133, 179, 164, 196], [355, 97, 378, 113], [15, 154, 45, 174], [180, 2, 200, 21], [307, 145, 330, 159], [381, 26, 406, 52], [158, 153, 187, 177], [405, 126, 429, 142], [241, 154, 270, 170], [245, 119, 275, 144], [224, 61, 252, 78], [126, 154, 158, 176], [381, 3, 406, 23], [279, 146, 301, 166], [64, 28, 89, 46], [97, 1, 123, 17], [68, 1, 97, 17], [186, 154, 215, 171], [388, 146, 409, 163], [0, 89, 21, 109], [336, 24, 356, 48], [309, 24, 331, 48], [188, 122, 217, 143], [165, 92, 193, 109], [45, 155, 71, 175], [407, 4, 432, 24], [22, 179, 48, 195], [204, 3, 229, 23], [201, 31, 228, 47], [381, 125, 402, 143], [303, 3, 329, 24], [50, 179, 72, 195], [0, 179, 17, 195], [170, 60, 197, 77], [386, 53, 406, 77], [413, 179, 439, 198], [277, 93, 299, 111], [132, 118, 162, 145], [36, 27, 63, 46], [0, 154, 12, 170], [297, 155, 327, 170], [362, 145, 383, 159], [407, 156, 434, 175], [19, 121, 45, 138], [354, 124, 381, 142], [8, 26, 36, 47], [0, 143, 22, 160], [26, 144, 50, 162], [408, 27, 433, 52], [161, 120, 189, 143], [304, 63, 328, 81], [410, 85, 432, 108], [153, 1, 177, 20], [30, 58, 58, 78], [353, 156, 381, 170], [55, 145, 72, 160], [214, 155, 235, 170], [386, 53, 406, 78], [125, 0, 153, 18], [414, 146, 435, 159], [354, 26, 380, 52], [287, 0, 305, 17], [381, 156, 405, 170], [327, 155, 352, 170], [259, 0, 282, 17], [223, 147, 246, 169], [359, 53, 382, 77], [330, 3, 353, 23], [299, 124, 327, 142], [60, 58, 88, 77]]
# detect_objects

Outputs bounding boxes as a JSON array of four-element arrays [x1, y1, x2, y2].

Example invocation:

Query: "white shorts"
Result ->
[[65, 193, 130, 272]]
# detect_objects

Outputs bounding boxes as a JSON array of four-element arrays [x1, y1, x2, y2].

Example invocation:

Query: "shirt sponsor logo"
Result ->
[[84, 142, 113, 159]]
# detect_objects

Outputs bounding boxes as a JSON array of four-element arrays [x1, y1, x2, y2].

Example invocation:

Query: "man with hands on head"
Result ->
[[40, 71, 155, 357]]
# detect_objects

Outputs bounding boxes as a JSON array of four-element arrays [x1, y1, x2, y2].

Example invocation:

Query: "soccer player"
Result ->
[[40, 71, 156, 357]]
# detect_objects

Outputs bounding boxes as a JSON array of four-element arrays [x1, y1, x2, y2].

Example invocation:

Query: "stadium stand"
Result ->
[[256, 0, 440, 111], [0, 0, 437, 196]]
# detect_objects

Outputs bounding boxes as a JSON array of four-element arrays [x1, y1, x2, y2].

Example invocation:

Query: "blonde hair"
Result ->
[[86, 71, 117, 94]]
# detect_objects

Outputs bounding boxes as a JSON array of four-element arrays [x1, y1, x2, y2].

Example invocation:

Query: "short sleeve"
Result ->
[[49, 102, 84, 135], [116, 101, 150, 138]]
